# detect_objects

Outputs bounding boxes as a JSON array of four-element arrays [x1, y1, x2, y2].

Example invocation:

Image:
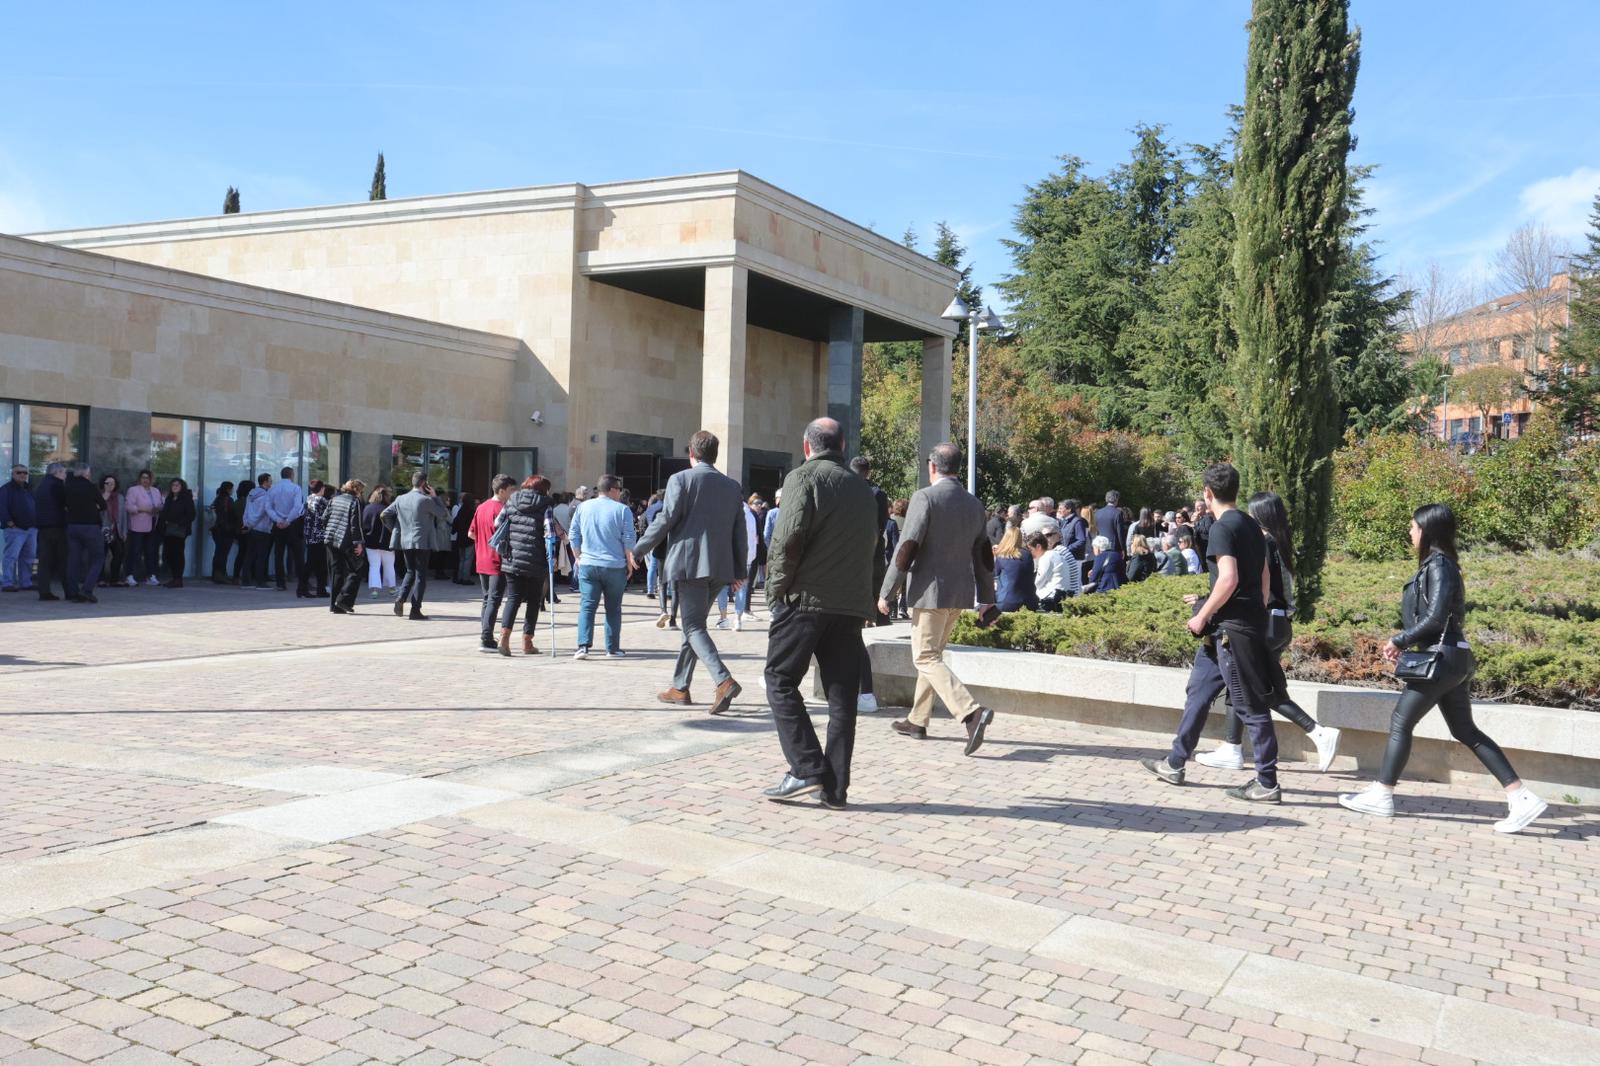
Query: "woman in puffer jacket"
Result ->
[[495, 475, 554, 656]]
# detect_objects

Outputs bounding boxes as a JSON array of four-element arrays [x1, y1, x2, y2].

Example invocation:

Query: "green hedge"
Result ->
[[950, 552, 1600, 710]]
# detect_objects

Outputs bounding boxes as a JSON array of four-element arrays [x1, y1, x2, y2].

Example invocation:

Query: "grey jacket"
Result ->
[[635, 462, 748, 584], [381, 489, 452, 551], [880, 475, 995, 610]]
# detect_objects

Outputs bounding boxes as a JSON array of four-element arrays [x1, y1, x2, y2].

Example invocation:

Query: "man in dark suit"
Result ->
[[1095, 489, 1128, 554], [636, 430, 748, 716], [381, 473, 452, 620], [878, 442, 997, 755]]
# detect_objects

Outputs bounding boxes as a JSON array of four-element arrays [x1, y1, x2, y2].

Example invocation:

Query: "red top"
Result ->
[[471, 498, 504, 576]]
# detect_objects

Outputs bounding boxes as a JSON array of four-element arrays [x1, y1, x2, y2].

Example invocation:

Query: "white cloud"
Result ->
[[1518, 166, 1600, 240]]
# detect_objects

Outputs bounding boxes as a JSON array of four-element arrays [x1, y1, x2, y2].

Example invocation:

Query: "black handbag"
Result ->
[[1394, 647, 1441, 682]]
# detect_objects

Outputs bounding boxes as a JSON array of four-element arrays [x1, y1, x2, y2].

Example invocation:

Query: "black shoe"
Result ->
[[891, 719, 927, 740], [1225, 779, 1282, 804], [1140, 756, 1185, 785], [66, 594, 84, 603], [276, 585, 287, 592], [330, 605, 347, 614], [80, 593, 98, 604], [762, 774, 823, 803], [819, 793, 847, 810], [393, 601, 404, 617], [550, 596, 561, 604], [38, 593, 59, 601], [963, 708, 994, 756], [409, 610, 429, 620]]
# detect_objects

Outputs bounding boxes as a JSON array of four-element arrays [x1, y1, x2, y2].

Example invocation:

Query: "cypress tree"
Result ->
[[1231, 0, 1359, 617], [223, 186, 240, 214], [370, 153, 387, 201]]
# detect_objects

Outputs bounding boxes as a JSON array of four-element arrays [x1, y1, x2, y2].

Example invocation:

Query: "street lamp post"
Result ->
[[941, 296, 1004, 494]]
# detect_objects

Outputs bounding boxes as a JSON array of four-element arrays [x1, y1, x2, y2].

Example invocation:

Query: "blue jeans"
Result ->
[[716, 581, 750, 616], [576, 564, 626, 652], [646, 554, 660, 596], [2, 527, 36, 588]]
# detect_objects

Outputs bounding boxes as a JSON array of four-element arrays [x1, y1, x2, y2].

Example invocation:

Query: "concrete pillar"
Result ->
[[827, 306, 865, 459], [348, 431, 390, 494], [919, 336, 952, 487], [703, 264, 748, 483]]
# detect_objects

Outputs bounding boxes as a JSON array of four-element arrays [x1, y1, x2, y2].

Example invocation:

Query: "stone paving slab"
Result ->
[[0, 583, 1595, 1064]]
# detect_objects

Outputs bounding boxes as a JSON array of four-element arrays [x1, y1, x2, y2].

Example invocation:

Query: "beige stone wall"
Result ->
[[0, 236, 519, 445], [744, 325, 819, 462], [64, 208, 582, 481], [578, 196, 736, 258]]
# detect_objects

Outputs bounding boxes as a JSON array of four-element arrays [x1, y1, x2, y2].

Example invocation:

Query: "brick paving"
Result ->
[[0, 583, 1595, 1064]]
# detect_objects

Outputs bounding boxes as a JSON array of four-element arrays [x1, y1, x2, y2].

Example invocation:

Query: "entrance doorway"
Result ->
[[747, 464, 785, 503]]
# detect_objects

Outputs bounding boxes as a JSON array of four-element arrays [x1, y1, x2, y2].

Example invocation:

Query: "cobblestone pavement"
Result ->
[[0, 583, 1596, 1065]]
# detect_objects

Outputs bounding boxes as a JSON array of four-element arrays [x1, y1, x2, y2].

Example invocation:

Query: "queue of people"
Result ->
[[2, 423, 1547, 835]]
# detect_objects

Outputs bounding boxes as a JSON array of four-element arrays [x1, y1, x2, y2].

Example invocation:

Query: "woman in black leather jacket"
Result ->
[[1338, 504, 1546, 833]]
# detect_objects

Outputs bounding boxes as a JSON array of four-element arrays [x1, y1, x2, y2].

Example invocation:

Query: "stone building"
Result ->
[[4, 170, 957, 508]]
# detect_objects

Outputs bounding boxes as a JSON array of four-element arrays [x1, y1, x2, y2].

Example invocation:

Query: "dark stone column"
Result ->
[[827, 306, 865, 459], [348, 432, 390, 494], [86, 407, 151, 487]]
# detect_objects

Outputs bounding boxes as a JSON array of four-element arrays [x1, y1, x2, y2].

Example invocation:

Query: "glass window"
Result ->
[[21, 404, 81, 476], [498, 449, 536, 485], [202, 422, 251, 578], [392, 437, 425, 493], [150, 417, 202, 575], [427, 444, 458, 491], [302, 429, 341, 488], [255, 427, 300, 485], [0, 402, 14, 472]]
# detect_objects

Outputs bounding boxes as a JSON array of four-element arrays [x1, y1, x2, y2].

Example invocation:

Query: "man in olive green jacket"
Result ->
[[761, 417, 878, 809]]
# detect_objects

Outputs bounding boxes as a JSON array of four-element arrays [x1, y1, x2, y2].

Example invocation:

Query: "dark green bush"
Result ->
[[951, 552, 1600, 710]]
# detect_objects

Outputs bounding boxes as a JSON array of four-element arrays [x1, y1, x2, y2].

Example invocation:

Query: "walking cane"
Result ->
[[548, 539, 558, 657]]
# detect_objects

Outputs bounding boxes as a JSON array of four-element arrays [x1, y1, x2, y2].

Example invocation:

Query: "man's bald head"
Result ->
[[803, 418, 844, 456]]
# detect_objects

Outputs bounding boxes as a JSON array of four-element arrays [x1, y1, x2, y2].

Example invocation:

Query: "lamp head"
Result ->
[[977, 306, 1004, 331], [940, 295, 971, 321]]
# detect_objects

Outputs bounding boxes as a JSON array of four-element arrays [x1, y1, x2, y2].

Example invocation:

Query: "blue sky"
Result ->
[[3, 0, 1597, 304]]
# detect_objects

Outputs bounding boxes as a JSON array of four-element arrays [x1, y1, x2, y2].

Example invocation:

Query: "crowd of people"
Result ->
[[2, 421, 1549, 834]]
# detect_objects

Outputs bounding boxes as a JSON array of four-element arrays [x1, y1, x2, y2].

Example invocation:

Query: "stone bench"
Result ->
[[862, 630, 1600, 802]]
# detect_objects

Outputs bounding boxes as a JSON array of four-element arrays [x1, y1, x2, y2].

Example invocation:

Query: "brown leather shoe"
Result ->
[[964, 707, 995, 756], [891, 719, 927, 739], [657, 688, 692, 706], [522, 634, 541, 655], [498, 628, 513, 657], [709, 677, 742, 716]]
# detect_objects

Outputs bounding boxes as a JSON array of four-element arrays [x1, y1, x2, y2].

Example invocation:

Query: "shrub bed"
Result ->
[[949, 551, 1600, 710]]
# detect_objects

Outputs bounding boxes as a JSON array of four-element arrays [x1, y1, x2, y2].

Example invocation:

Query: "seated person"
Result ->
[[1157, 534, 1185, 576], [1179, 534, 1202, 576], [1086, 535, 1125, 593], [993, 525, 1038, 612], [1028, 532, 1064, 611], [1124, 534, 1156, 582]]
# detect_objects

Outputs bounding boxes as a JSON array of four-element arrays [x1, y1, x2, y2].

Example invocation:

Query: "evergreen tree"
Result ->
[[370, 153, 387, 201], [1231, 0, 1360, 617], [1533, 191, 1600, 435], [933, 222, 982, 313], [223, 186, 240, 214]]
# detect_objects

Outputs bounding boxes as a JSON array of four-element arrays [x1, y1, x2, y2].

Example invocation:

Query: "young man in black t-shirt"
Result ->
[[1141, 463, 1283, 802]]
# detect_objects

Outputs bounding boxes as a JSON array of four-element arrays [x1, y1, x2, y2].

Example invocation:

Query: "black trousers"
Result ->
[[1378, 647, 1517, 786], [246, 531, 271, 586], [271, 519, 304, 589], [1169, 625, 1280, 789], [303, 542, 329, 593], [500, 570, 546, 634], [396, 548, 430, 610], [35, 527, 66, 597], [328, 546, 363, 611], [479, 573, 508, 642], [162, 535, 187, 581], [210, 530, 234, 580], [764, 608, 864, 803], [1224, 626, 1316, 744]]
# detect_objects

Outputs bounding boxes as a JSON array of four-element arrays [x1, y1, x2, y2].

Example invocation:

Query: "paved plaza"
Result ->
[[0, 584, 1595, 1066]]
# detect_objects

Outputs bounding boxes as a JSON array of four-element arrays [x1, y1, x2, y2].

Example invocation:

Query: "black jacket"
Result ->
[[33, 476, 66, 529], [210, 493, 239, 535], [159, 491, 196, 538], [63, 474, 105, 526], [501, 488, 552, 577], [361, 501, 392, 551], [1394, 549, 1467, 650]]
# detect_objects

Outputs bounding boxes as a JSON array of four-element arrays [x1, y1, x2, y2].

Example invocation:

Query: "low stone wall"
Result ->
[[863, 631, 1600, 803]]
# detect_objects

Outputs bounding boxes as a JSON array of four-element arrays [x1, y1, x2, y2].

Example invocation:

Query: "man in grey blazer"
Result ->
[[877, 441, 997, 755], [636, 430, 748, 715], [381, 472, 452, 620]]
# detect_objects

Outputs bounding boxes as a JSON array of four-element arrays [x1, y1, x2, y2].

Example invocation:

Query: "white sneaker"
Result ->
[[733, 615, 743, 632], [370, 588, 381, 598], [858, 693, 879, 713], [146, 576, 160, 587], [740, 612, 756, 622], [573, 647, 589, 661], [1309, 725, 1341, 772], [605, 649, 627, 659], [715, 617, 730, 630], [1494, 788, 1547, 834], [655, 613, 668, 629], [124, 575, 137, 587], [1196, 743, 1244, 770], [1338, 784, 1395, 818]]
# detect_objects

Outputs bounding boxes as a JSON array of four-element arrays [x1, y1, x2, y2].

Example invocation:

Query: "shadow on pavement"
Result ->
[[841, 798, 1304, 832]]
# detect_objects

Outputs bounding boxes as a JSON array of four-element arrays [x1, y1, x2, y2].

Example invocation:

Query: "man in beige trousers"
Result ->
[[877, 442, 997, 755]]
